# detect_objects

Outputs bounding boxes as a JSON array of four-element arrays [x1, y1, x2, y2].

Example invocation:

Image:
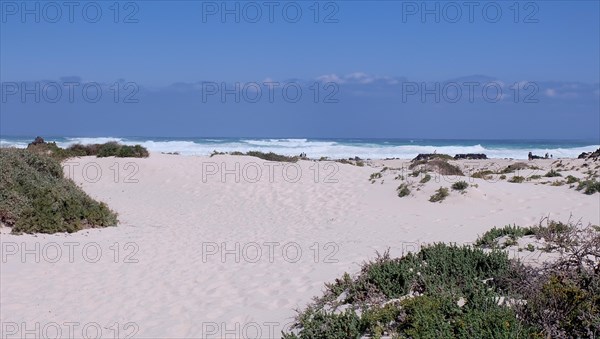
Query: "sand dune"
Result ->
[[1, 154, 599, 338]]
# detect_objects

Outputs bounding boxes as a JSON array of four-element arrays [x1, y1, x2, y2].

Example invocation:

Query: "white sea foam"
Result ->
[[1, 137, 598, 159]]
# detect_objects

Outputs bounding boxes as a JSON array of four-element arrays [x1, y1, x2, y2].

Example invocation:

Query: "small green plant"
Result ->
[[475, 224, 535, 248], [499, 174, 507, 180], [451, 180, 468, 190], [397, 183, 411, 197], [508, 176, 525, 183], [544, 169, 562, 177], [245, 151, 298, 162], [419, 174, 431, 184], [567, 175, 579, 184], [429, 187, 449, 202], [501, 162, 529, 174], [369, 172, 382, 180], [471, 169, 494, 179], [410, 169, 424, 177], [528, 175, 542, 180], [576, 180, 600, 194]]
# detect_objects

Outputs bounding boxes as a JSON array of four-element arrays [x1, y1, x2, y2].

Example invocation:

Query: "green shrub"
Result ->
[[245, 151, 298, 162], [27, 140, 149, 160], [499, 174, 507, 180], [576, 180, 600, 194], [566, 175, 579, 184], [410, 159, 463, 176], [451, 181, 468, 190], [285, 222, 600, 338], [397, 183, 410, 197], [471, 169, 494, 179], [0, 149, 118, 234], [419, 174, 431, 184], [544, 169, 562, 177], [284, 244, 529, 338], [508, 176, 525, 183], [429, 187, 449, 202], [369, 172, 382, 180], [501, 162, 529, 174], [528, 175, 542, 180], [282, 308, 362, 339], [96, 143, 148, 158], [475, 225, 535, 248], [410, 169, 425, 177]]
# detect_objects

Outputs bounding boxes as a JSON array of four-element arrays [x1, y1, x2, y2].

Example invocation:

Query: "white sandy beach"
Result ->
[[1, 154, 599, 338]]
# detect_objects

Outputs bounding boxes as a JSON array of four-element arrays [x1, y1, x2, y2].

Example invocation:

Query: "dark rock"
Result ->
[[454, 153, 488, 160], [587, 148, 600, 159], [29, 136, 46, 146], [413, 154, 435, 161], [577, 148, 600, 159]]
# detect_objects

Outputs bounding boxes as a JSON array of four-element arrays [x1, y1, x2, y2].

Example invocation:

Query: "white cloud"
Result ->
[[316, 74, 344, 83]]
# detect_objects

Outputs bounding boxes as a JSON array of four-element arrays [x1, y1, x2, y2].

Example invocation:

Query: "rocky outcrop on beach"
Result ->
[[413, 153, 488, 161], [454, 153, 488, 160], [578, 148, 600, 159], [28, 136, 46, 146]]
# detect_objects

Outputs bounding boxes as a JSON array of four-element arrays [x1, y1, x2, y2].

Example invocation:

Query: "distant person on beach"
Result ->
[[528, 152, 533, 161]]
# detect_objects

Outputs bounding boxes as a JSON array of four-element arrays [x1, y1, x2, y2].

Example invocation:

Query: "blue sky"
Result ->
[[1, 1, 599, 139]]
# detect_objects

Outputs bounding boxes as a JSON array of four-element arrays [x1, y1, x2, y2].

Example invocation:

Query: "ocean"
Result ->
[[1, 136, 598, 160]]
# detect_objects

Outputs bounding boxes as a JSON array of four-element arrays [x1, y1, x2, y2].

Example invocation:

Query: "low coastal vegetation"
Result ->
[[410, 159, 464, 176], [544, 169, 562, 177], [0, 149, 118, 234], [27, 137, 149, 160], [283, 219, 600, 338], [370, 172, 383, 180], [471, 169, 494, 179], [211, 150, 299, 162], [500, 162, 529, 174], [576, 180, 600, 195], [396, 184, 410, 197], [508, 176, 525, 183], [451, 180, 468, 191], [474, 224, 536, 249], [419, 174, 431, 184], [429, 187, 449, 202]]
